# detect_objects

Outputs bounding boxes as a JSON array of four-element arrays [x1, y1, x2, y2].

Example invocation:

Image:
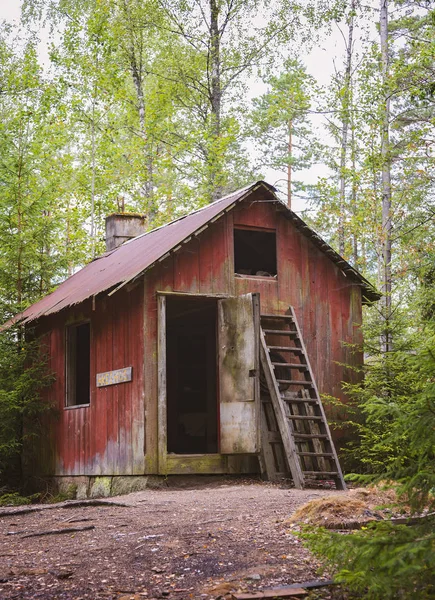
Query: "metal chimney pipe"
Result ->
[[105, 213, 146, 251]]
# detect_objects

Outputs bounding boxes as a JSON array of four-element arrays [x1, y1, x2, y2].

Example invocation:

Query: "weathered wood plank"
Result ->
[[198, 227, 215, 293], [174, 238, 200, 294], [231, 587, 307, 599], [165, 454, 227, 474], [129, 286, 145, 474], [218, 294, 258, 454], [289, 307, 346, 490], [157, 294, 167, 474]]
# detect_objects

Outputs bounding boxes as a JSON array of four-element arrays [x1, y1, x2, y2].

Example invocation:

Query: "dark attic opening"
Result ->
[[234, 227, 277, 277], [66, 322, 91, 407], [166, 296, 218, 455]]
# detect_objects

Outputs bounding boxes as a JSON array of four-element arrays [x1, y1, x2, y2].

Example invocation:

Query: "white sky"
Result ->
[[1, 2, 20, 23]]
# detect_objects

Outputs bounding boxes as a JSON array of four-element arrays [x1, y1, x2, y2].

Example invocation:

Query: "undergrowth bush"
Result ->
[[0, 491, 41, 506], [301, 519, 435, 599], [0, 328, 54, 487], [299, 324, 435, 599], [0, 491, 31, 506]]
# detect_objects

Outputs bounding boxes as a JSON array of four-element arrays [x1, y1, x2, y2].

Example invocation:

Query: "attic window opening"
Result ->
[[66, 322, 91, 407], [234, 227, 277, 277]]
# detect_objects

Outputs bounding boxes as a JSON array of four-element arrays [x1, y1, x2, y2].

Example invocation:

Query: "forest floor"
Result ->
[[0, 480, 345, 600]]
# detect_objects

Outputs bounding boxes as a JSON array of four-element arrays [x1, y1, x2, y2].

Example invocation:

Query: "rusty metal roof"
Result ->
[[6, 180, 379, 327]]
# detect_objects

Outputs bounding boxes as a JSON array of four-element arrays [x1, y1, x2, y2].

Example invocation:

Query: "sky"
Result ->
[[1, 2, 20, 24]]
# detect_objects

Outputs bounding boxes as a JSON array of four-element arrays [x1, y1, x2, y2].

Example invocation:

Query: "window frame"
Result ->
[[233, 225, 278, 279], [65, 320, 91, 409]]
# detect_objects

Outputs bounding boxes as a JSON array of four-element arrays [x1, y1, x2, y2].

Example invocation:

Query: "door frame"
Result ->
[[156, 291, 229, 474]]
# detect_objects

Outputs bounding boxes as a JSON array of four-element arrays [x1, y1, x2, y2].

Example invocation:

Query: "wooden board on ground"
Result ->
[[232, 587, 307, 599]]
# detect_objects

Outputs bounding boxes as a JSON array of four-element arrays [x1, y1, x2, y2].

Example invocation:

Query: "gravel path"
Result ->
[[0, 481, 342, 599]]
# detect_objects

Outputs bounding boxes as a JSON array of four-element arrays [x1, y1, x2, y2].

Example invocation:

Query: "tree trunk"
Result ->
[[209, 0, 222, 202], [288, 119, 292, 208], [131, 63, 154, 212], [338, 0, 355, 256], [351, 119, 358, 266], [130, 52, 154, 213], [380, 0, 393, 352], [16, 139, 23, 314], [122, 0, 154, 218], [90, 92, 96, 258], [66, 196, 73, 277]]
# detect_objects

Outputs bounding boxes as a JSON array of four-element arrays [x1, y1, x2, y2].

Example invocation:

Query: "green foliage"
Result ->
[[299, 322, 435, 599], [0, 329, 55, 481], [301, 520, 435, 599], [249, 58, 318, 201], [341, 355, 421, 477], [0, 491, 31, 506]]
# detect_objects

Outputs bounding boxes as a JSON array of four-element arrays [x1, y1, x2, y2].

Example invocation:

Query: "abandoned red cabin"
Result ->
[[10, 181, 378, 491]]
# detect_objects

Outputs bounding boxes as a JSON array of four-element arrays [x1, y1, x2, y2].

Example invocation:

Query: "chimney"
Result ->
[[105, 213, 146, 251]]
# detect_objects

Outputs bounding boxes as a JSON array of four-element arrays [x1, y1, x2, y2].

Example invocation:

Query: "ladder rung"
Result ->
[[268, 346, 304, 353], [261, 314, 294, 320], [282, 397, 318, 404], [303, 471, 339, 477], [277, 379, 313, 386], [288, 414, 323, 421], [297, 452, 334, 457], [272, 362, 308, 369], [294, 433, 328, 440], [263, 329, 297, 336]]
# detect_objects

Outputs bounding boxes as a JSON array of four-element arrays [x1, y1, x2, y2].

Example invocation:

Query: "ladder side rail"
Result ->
[[289, 307, 347, 490], [259, 329, 305, 489]]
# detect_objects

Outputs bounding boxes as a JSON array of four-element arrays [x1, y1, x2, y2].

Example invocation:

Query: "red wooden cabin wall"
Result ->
[[29, 285, 145, 477]]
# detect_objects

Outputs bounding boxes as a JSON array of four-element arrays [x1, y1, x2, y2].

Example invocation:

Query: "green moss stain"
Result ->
[[89, 476, 112, 498]]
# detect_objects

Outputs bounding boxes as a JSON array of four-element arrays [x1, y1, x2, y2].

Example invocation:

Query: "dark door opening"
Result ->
[[166, 296, 218, 454]]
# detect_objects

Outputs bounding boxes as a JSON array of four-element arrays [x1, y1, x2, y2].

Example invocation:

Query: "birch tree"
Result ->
[[379, 0, 392, 352], [153, 0, 330, 202], [337, 0, 356, 255]]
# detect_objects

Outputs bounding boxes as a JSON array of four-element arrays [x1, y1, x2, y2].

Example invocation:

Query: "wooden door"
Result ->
[[218, 293, 260, 454]]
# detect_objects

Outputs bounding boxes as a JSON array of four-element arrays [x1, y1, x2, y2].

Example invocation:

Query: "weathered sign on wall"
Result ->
[[96, 367, 132, 388]]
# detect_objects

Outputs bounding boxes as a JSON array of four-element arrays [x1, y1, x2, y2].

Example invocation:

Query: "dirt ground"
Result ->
[[0, 480, 341, 600]]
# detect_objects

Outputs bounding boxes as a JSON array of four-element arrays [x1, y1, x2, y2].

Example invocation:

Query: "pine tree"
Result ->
[[249, 58, 317, 208]]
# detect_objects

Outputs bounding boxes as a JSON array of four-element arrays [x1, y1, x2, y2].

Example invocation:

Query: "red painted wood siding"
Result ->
[[31, 285, 144, 477]]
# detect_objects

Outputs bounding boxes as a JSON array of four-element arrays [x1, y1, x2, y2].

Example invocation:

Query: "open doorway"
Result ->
[[166, 296, 218, 454]]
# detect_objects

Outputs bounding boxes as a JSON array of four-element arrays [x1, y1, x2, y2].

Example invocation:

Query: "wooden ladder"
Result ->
[[259, 307, 346, 490]]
